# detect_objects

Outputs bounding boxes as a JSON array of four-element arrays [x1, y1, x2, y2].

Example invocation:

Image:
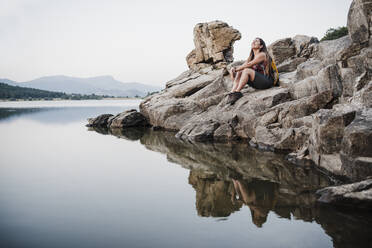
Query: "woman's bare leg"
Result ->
[[232, 179, 242, 199], [231, 71, 242, 92], [236, 69, 255, 92], [229, 68, 235, 81]]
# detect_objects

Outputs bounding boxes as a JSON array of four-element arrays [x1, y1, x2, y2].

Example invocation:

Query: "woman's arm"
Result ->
[[236, 53, 266, 71]]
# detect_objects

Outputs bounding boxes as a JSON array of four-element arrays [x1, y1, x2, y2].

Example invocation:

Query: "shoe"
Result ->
[[225, 92, 243, 105]]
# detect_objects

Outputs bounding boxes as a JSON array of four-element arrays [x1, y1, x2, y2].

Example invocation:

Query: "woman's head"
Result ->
[[251, 38, 265, 51], [249, 37, 268, 56]]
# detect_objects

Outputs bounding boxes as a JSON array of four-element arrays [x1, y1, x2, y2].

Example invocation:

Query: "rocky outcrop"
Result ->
[[87, 114, 113, 127], [316, 178, 372, 208], [87, 0, 372, 206], [139, 0, 372, 184], [268, 35, 319, 67], [340, 108, 372, 180], [87, 109, 149, 129], [305, 105, 357, 175], [347, 0, 372, 46], [186, 21, 241, 71], [109, 109, 148, 128]]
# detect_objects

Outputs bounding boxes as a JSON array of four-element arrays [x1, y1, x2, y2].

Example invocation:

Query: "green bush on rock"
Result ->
[[320, 26, 348, 41]]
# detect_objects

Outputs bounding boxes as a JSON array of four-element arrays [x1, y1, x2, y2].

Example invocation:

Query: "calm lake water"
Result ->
[[0, 100, 371, 248]]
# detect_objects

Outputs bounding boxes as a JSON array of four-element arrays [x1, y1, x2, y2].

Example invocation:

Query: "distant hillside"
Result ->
[[0, 79, 18, 86], [0, 82, 106, 100], [0, 76, 162, 97]]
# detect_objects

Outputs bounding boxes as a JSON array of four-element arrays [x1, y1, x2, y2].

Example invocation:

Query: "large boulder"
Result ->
[[361, 81, 372, 106], [292, 35, 319, 57], [277, 36, 351, 87], [277, 57, 307, 73], [186, 21, 241, 71], [268, 38, 296, 65], [268, 35, 318, 66], [86, 114, 113, 127], [340, 108, 372, 180], [316, 179, 372, 208], [314, 35, 352, 62], [289, 64, 343, 100], [109, 109, 149, 128], [87, 109, 148, 129], [176, 119, 221, 142], [347, 0, 372, 46], [140, 69, 226, 130], [336, 0, 372, 72], [307, 105, 357, 175]]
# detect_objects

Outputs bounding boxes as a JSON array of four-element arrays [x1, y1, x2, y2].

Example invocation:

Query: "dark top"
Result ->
[[252, 60, 267, 75]]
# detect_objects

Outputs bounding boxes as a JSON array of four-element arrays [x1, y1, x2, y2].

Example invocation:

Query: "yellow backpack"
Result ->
[[271, 60, 279, 86]]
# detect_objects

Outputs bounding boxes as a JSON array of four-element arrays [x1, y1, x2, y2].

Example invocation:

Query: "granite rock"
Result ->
[[316, 179, 372, 208], [186, 21, 241, 71]]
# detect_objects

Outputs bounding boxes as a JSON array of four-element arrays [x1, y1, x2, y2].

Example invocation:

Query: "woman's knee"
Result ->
[[234, 71, 242, 81], [244, 69, 255, 80], [243, 68, 254, 76], [242, 68, 251, 74]]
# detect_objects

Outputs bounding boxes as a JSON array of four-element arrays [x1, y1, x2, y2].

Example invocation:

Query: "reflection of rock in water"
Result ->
[[137, 129, 336, 227], [88, 126, 110, 135], [315, 206, 372, 248], [189, 169, 279, 227], [189, 170, 242, 217], [232, 179, 278, 228], [109, 127, 146, 141], [94, 128, 372, 247], [139, 129, 333, 190], [188, 168, 315, 228], [189, 169, 372, 245], [88, 126, 146, 141]]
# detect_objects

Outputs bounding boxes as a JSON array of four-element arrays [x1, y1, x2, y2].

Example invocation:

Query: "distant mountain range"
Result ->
[[0, 82, 104, 100], [0, 75, 162, 97]]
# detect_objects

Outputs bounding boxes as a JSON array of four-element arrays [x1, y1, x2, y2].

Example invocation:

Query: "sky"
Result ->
[[1, 0, 353, 87]]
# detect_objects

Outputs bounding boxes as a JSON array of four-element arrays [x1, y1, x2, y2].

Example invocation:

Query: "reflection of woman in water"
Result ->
[[231, 179, 278, 227]]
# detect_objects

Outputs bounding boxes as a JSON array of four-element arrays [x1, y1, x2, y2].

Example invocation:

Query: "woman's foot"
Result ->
[[225, 91, 243, 105]]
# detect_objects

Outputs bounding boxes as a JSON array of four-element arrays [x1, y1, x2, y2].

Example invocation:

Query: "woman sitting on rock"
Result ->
[[229, 38, 275, 96]]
